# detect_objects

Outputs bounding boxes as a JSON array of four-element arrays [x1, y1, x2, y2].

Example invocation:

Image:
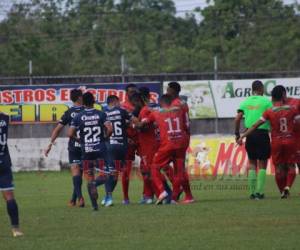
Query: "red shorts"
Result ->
[[271, 140, 297, 165], [295, 133, 300, 163], [152, 147, 186, 170], [125, 142, 139, 161]]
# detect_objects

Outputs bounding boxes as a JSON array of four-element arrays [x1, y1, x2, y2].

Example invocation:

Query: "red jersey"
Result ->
[[138, 106, 159, 154], [262, 103, 299, 142], [286, 97, 300, 137], [143, 106, 188, 150], [171, 97, 190, 132]]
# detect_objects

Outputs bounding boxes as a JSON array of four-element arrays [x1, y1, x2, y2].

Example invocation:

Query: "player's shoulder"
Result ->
[[0, 112, 10, 123]]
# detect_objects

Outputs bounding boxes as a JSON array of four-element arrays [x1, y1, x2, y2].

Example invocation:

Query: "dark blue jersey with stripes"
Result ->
[[71, 108, 107, 159], [59, 105, 84, 152], [104, 106, 130, 146], [0, 113, 12, 170]]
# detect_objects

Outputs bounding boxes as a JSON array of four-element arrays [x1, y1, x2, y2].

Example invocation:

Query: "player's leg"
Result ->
[[255, 132, 270, 199], [282, 142, 297, 197], [0, 169, 23, 237], [140, 154, 155, 204], [121, 144, 135, 204], [83, 160, 99, 210], [245, 133, 258, 199], [70, 163, 84, 207]]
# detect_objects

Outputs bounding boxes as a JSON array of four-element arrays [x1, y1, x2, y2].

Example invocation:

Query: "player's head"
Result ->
[[139, 87, 150, 103], [271, 85, 285, 102], [167, 82, 181, 98], [159, 94, 172, 108], [107, 95, 120, 107], [125, 84, 138, 99], [129, 92, 145, 108], [274, 85, 287, 99], [252, 80, 264, 95], [70, 89, 83, 104], [82, 92, 95, 108]]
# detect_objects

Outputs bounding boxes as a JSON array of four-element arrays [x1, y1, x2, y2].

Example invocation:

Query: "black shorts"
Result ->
[[245, 129, 271, 160], [0, 167, 14, 191], [106, 143, 127, 172], [68, 150, 82, 166]]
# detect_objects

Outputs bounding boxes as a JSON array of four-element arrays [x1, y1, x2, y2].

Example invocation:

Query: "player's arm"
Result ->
[[237, 119, 266, 145], [104, 121, 113, 138], [44, 123, 65, 157], [234, 111, 244, 141], [132, 111, 154, 129]]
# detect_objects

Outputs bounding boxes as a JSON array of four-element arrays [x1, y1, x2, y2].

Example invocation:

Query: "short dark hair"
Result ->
[[252, 80, 264, 92], [139, 87, 150, 100], [271, 86, 284, 101], [159, 94, 172, 106], [70, 89, 82, 102], [129, 92, 144, 104], [107, 95, 119, 104], [82, 92, 95, 107], [274, 85, 286, 94], [125, 84, 137, 92], [168, 82, 181, 94]]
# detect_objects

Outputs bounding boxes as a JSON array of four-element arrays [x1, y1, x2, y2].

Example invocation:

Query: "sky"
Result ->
[[0, 0, 299, 20]]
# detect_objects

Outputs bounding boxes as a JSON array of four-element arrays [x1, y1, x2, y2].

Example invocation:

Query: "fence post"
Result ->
[[213, 56, 219, 134]]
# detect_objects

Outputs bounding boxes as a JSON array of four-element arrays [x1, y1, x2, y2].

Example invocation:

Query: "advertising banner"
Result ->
[[186, 136, 275, 178], [210, 78, 300, 118], [0, 82, 162, 124], [164, 81, 217, 119]]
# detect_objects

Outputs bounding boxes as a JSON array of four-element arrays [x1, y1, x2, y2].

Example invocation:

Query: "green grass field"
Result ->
[[0, 171, 300, 250]]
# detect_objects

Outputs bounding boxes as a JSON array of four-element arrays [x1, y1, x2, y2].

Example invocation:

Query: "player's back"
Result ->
[[153, 106, 188, 150], [105, 106, 129, 146], [0, 113, 12, 169], [72, 108, 107, 159], [265, 105, 298, 141]]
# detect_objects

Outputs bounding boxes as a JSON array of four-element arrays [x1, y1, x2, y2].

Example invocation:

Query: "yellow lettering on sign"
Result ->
[[39, 104, 68, 122], [21, 105, 36, 122]]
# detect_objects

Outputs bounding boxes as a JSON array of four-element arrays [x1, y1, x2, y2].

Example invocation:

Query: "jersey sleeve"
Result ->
[[70, 114, 80, 129], [59, 110, 69, 126], [141, 111, 155, 124], [238, 100, 246, 113], [261, 109, 270, 122]]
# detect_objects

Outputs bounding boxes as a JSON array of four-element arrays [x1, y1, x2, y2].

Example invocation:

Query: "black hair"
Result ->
[[107, 95, 119, 104], [252, 80, 264, 92], [129, 92, 144, 105], [82, 92, 95, 107], [271, 86, 284, 101], [139, 87, 150, 100], [159, 94, 172, 105], [274, 85, 286, 94], [70, 89, 83, 102], [125, 84, 137, 92], [168, 82, 181, 94]]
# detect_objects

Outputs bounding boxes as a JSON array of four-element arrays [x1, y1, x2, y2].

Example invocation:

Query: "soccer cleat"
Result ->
[[139, 196, 153, 205], [105, 197, 113, 207], [155, 191, 168, 205], [281, 187, 290, 199], [12, 228, 24, 237], [101, 196, 108, 206], [181, 198, 195, 204], [68, 200, 76, 207], [255, 193, 265, 200], [249, 194, 256, 200], [122, 199, 130, 205], [78, 197, 85, 208]]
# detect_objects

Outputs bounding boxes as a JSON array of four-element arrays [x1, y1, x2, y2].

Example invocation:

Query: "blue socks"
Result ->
[[73, 175, 83, 199], [6, 199, 19, 227]]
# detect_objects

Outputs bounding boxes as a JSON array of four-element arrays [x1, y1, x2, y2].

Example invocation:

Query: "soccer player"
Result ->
[[237, 85, 300, 198], [44, 89, 85, 207], [167, 82, 194, 203], [120, 84, 139, 204], [234, 80, 272, 200], [68, 92, 112, 210], [102, 95, 130, 206], [0, 112, 23, 237], [138, 94, 189, 204]]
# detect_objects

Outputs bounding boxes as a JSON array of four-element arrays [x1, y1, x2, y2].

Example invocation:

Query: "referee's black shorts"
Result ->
[[245, 129, 271, 160]]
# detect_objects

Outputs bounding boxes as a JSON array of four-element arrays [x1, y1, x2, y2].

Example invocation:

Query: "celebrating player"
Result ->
[[167, 82, 194, 203], [138, 94, 189, 204], [68, 92, 112, 210], [237, 85, 300, 198], [235, 80, 272, 200], [120, 84, 139, 204], [44, 89, 85, 207], [102, 95, 130, 206], [0, 112, 23, 237]]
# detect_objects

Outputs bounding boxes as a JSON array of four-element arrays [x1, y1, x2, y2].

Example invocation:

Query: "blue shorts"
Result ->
[[0, 167, 14, 191], [68, 150, 82, 166]]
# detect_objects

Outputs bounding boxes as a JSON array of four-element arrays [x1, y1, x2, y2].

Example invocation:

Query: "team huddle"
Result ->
[[45, 82, 194, 210], [1, 80, 300, 236]]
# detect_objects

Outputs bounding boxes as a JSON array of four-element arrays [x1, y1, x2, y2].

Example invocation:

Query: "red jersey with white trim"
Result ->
[[286, 97, 300, 136], [262, 103, 299, 141], [138, 106, 159, 154], [143, 106, 188, 150]]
